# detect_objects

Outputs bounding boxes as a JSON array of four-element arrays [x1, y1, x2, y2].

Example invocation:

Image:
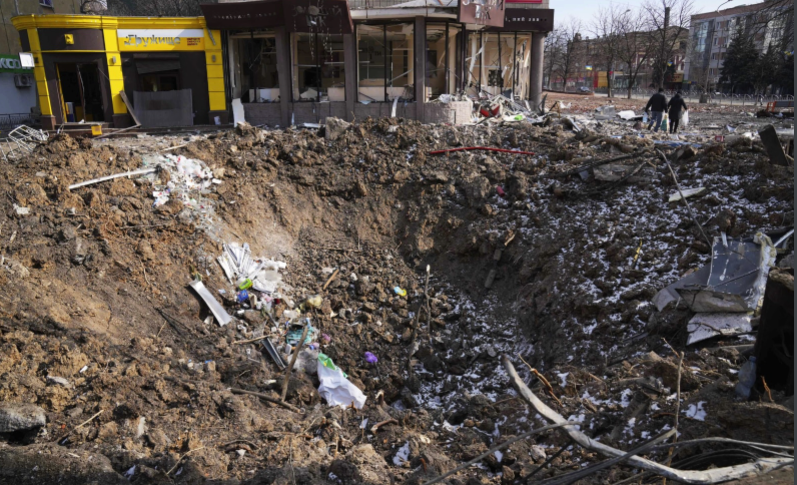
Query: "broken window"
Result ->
[[465, 31, 485, 96], [293, 33, 345, 102], [230, 32, 279, 103], [426, 24, 447, 99], [357, 23, 414, 102]]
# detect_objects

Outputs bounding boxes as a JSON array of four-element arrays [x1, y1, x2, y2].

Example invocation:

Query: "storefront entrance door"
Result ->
[[56, 63, 105, 123]]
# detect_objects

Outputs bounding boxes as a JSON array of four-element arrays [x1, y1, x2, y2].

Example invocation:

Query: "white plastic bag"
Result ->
[[317, 354, 367, 409], [682, 110, 689, 128]]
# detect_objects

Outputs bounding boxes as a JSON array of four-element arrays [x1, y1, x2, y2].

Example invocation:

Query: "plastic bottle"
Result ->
[[735, 356, 757, 399], [642, 112, 648, 124]]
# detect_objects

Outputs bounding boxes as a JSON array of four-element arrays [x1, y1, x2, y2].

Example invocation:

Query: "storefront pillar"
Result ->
[[530, 31, 545, 109], [413, 16, 426, 122], [101, 18, 132, 128], [274, 27, 292, 127], [203, 22, 228, 124], [343, 32, 357, 122], [25, 28, 56, 130]]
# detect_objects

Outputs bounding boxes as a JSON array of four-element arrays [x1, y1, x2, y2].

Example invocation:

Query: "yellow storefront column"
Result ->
[[101, 17, 129, 126], [202, 20, 227, 124], [26, 28, 55, 126]]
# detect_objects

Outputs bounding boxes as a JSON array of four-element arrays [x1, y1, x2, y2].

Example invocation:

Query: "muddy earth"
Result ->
[[0, 111, 793, 484]]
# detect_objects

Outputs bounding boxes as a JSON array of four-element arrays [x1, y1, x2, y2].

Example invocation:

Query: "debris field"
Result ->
[[0, 104, 793, 485]]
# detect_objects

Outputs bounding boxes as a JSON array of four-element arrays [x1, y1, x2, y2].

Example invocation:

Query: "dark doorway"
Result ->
[[56, 63, 105, 122], [141, 72, 181, 92]]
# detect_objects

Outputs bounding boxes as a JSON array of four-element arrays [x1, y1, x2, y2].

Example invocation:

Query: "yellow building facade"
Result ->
[[12, 15, 226, 129]]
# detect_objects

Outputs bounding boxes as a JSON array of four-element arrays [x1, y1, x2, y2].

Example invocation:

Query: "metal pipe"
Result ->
[[68, 167, 158, 191]]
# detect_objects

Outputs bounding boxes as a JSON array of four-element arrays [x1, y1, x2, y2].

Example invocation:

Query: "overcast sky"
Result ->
[[551, 0, 753, 27]]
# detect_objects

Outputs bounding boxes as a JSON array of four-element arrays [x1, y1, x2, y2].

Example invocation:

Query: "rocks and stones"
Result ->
[[325, 117, 351, 142], [0, 403, 46, 433]]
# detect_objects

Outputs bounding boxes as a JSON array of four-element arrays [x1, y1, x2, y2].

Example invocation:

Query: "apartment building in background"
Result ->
[[684, 1, 793, 91]]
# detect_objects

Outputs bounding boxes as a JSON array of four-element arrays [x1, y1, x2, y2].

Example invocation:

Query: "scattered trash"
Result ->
[[286, 322, 316, 346], [393, 287, 407, 297], [364, 352, 378, 364], [188, 279, 232, 326], [617, 110, 641, 121], [317, 353, 366, 409], [140, 154, 218, 208], [217, 242, 287, 295], [13, 204, 29, 216], [305, 295, 323, 309], [668, 187, 705, 202]]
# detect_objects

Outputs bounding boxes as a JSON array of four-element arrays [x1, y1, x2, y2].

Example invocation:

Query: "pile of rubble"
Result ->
[[0, 113, 792, 484]]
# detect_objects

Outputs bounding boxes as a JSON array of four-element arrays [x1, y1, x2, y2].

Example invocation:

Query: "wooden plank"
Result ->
[[119, 91, 141, 126]]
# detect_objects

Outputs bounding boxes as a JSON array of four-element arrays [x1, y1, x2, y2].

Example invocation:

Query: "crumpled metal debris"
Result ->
[[653, 232, 777, 345], [1, 125, 48, 163]]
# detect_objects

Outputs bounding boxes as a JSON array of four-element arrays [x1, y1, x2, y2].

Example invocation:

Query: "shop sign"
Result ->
[[0, 54, 33, 73], [284, 0, 353, 34], [201, 0, 353, 34], [458, 0, 506, 28], [488, 8, 554, 32], [201, 0, 283, 30], [117, 29, 205, 51]]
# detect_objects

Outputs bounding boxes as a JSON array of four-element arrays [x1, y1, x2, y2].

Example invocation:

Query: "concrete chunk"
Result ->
[[0, 403, 46, 433]]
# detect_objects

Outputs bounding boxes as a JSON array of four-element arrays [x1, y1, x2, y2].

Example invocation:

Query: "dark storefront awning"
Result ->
[[136, 60, 181, 75], [201, 0, 354, 34]]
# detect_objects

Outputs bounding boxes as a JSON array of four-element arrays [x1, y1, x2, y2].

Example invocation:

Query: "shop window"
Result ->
[[426, 24, 447, 98], [142, 74, 179, 92], [357, 23, 414, 102], [479, 33, 519, 97], [293, 33, 345, 102], [466, 31, 484, 95], [233, 34, 279, 102]]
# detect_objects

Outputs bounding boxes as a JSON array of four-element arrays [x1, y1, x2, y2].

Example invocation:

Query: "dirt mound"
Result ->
[[0, 115, 792, 484]]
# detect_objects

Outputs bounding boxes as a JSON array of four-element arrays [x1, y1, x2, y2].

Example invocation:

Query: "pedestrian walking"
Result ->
[[644, 88, 667, 132], [667, 91, 688, 134]]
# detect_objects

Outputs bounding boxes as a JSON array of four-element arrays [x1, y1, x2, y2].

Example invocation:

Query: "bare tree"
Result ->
[[552, 18, 583, 93], [616, 9, 655, 98], [590, 4, 626, 97], [643, 0, 694, 89], [543, 28, 563, 89], [106, 0, 210, 16], [750, 0, 794, 48]]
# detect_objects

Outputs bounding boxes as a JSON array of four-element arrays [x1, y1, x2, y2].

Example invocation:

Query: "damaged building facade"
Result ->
[[11, 1, 553, 129], [202, 0, 554, 126], [11, 14, 226, 130]]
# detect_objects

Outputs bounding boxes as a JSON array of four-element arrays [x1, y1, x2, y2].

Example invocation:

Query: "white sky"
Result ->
[[551, 0, 757, 28]]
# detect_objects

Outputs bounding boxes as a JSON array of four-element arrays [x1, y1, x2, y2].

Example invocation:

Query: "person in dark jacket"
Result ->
[[667, 92, 688, 134], [644, 88, 667, 132]]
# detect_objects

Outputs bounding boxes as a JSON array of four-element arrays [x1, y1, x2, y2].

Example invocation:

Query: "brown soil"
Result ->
[[0, 116, 792, 484]]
